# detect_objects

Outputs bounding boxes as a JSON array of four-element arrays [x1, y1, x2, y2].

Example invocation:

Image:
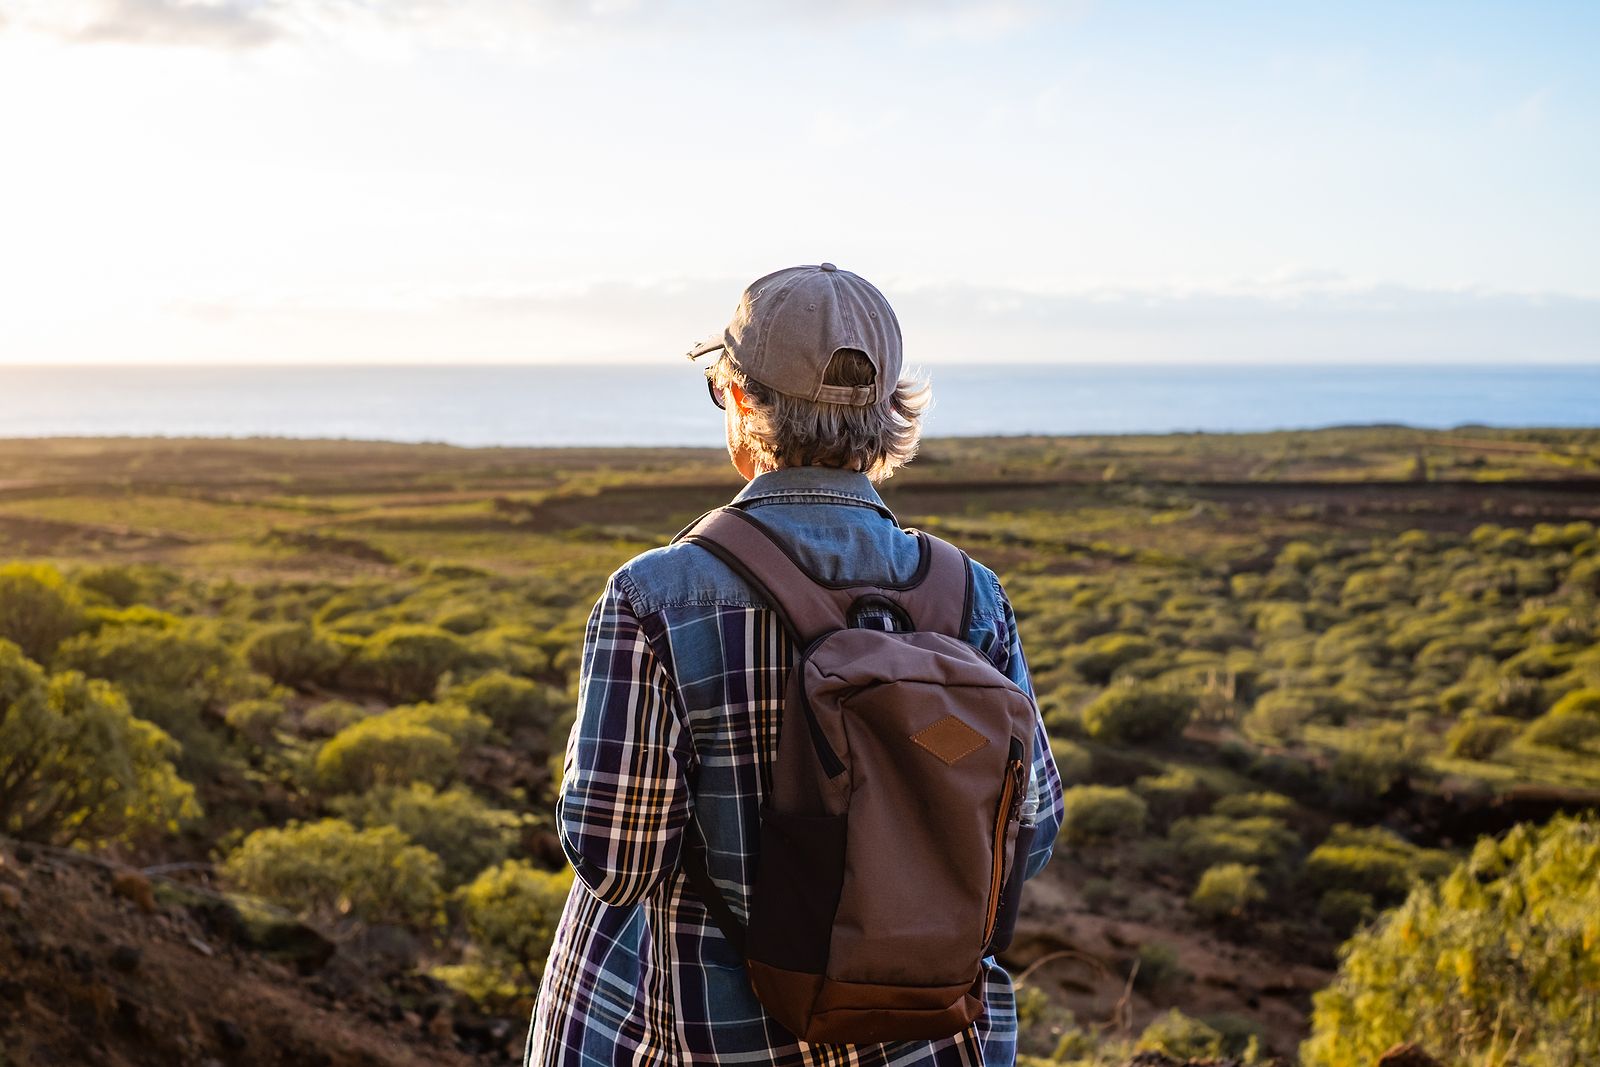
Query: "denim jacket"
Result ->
[[527, 464, 1065, 1067]]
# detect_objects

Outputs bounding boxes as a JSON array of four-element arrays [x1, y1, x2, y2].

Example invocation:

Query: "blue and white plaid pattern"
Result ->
[[526, 467, 1066, 1067]]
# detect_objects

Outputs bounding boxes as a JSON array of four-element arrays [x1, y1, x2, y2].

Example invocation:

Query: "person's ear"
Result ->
[[727, 378, 751, 417]]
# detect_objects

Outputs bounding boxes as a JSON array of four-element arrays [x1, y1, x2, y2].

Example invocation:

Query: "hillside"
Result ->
[[2, 427, 1598, 1066]]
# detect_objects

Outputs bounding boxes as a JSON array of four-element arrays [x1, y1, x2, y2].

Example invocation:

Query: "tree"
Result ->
[[1301, 813, 1600, 1067], [0, 640, 197, 847], [222, 818, 444, 928]]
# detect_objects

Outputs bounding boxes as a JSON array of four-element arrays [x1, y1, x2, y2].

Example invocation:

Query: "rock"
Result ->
[[109, 945, 142, 973], [339, 923, 420, 975], [0, 884, 20, 911], [1377, 1044, 1446, 1067], [111, 871, 157, 915]]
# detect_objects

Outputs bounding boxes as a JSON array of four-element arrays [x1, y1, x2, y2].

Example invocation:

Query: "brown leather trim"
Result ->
[[803, 972, 986, 1043], [909, 714, 990, 766], [746, 960, 825, 1038]]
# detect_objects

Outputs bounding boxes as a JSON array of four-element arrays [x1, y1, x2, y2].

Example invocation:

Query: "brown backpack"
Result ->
[[674, 505, 1038, 1045]]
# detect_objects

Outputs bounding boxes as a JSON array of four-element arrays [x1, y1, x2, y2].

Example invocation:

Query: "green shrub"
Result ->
[[241, 622, 343, 688], [1130, 941, 1188, 993], [1168, 814, 1300, 872], [433, 860, 574, 1006], [223, 697, 287, 746], [1303, 824, 1452, 906], [1316, 888, 1375, 935], [1060, 785, 1147, 843], [1211, 791, 1294, 819], [332, 783, 522, 886], [315, 717, 459, 793], [1133, 766, 1204, 821], [1443, 714, 1523, 759], [1189, 863, 1266, 921], [1136, 1009, 1222, 1060], [302, 698, 370, 737], [1548, 687, 1600, 717], [1064, 633, 1158, 684], [1327, 723, 1421, 799], [357, 624, 476, 702], [53, 623, 253, 744], [1081, 683, 1194, 743], [0, 562, 85, 661], [1517, 709, 1600, 753], [0, 641, 198, 847], [1301, 813, 1600, 1067], [447, 669, 563, 735], [222, 818, 444, 928]]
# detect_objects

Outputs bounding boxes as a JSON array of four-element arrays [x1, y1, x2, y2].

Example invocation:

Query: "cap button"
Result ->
[[819, 262, 837, 272]]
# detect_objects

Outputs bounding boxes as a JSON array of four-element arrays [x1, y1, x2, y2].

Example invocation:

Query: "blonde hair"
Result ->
[[713, 349, 933, 482]]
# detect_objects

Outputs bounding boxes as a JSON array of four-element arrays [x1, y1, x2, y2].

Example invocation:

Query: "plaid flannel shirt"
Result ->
[[526, 465, 1065, 1067]]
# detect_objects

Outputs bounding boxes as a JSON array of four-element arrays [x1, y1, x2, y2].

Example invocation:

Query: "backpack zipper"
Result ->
[[983, 740, 1027, 946]]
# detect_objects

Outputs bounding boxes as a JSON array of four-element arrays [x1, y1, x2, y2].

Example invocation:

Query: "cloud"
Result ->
[[1, 0, 1050, 51], [11, 0, 285, 49]]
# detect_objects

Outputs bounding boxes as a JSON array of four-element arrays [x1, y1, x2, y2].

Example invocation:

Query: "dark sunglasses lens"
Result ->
[[706, 375, 725, 410]]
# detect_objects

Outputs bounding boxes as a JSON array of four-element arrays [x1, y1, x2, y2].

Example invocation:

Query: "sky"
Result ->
[[0, 0, 1596, 366]]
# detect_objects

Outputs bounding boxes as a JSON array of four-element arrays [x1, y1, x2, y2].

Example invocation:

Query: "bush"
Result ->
[[1301, 813, 1600, 1067], [1211, 791, 1294, 819], [446, 670, 563, 735], [302, 698, 369, 737], [357, 624, 475, 702], [222, 818, 444, 928], [53, 624, 250, 744], [433, 860, 574, 1007], [1132, 766, 1205, 822], [224, 698, 286, 746], [0, 641, 198, 847], [332, 783, 522, 886], [1303, 824, 1452, 906], [1189, 863, 1266, 921], [1136, 1009, 1222, 1060], [1060, 785, 1147, 843], [1443, 714, 1523, 759], [1064, 633, 1158, 685], [1327, 723, 1420, 799], [1081, 683, 1195, 743], [1130, 941, 1188, 993], [315, 717, 459, 793], [0, 562, 85, 661], [241, 622, 343, 688], [1168, 814, 1300, 872], [1548, 687, 1600, 717], [1517, 709, 1600, 753], [1316, 888, 1375, 935]]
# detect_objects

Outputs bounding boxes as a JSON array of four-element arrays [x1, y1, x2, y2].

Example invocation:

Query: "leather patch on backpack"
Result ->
[[910, 715, 989, 766]]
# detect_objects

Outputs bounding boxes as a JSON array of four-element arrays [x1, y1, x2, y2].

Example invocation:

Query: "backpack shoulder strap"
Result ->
[[671, 506, 972, 643], [896, 529, 974, 641]]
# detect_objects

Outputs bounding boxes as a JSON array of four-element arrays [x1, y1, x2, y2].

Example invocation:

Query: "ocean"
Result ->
[[1, 363, 1595, 448]]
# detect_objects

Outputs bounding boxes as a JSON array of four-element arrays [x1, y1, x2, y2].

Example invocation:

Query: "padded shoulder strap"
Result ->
[[672, 507, 970, 645]]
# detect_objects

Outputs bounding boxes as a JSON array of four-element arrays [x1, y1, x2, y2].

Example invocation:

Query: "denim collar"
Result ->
[[729, 464, 900, 524]]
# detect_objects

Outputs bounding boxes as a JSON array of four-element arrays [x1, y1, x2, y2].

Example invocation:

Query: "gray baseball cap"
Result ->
[[686, 263, 902, 406]]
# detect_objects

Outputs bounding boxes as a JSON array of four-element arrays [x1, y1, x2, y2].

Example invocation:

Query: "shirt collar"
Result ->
[[730, 464, 900, 524]]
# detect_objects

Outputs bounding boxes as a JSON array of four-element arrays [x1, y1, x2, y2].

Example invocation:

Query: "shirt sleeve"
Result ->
[[555, 569, 694, 908], [995, 577, 1064, 882]]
